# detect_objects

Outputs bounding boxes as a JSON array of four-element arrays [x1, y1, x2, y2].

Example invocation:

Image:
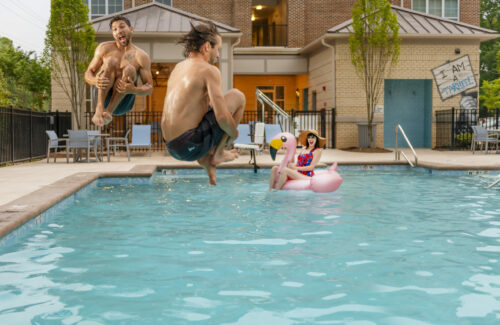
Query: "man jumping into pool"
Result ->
[[161, 21, 245, 185], [85, 16, 153, 126]]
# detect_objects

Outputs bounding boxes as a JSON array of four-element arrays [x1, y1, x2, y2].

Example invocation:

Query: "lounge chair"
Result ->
[[471, 125, 499, 154], [107, 124, 152, 161], [234, 122, 265, 172], [264, 123, 282, 147], [45, 130, 68, 163]]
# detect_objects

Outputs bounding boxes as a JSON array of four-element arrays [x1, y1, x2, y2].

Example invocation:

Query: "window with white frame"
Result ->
[[84, 0, 123, 20], [412, 0, 459, 20], [155, 0, 172, 6]]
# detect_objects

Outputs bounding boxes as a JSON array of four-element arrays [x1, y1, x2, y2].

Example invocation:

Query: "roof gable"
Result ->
[[328, 5, 497, 38], [91, 2, 240, 34]]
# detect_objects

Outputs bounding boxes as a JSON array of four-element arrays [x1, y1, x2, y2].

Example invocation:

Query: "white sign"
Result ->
[[431, 55, 477, 101]]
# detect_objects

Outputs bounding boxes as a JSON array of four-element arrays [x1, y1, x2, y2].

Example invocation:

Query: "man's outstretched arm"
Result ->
[[205, 66, 238, 139]]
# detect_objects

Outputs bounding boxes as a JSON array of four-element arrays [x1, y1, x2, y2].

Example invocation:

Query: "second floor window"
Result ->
[[155, 0, 172, 5], [413, 0, 459, 20], [85, 0, 123, 20]]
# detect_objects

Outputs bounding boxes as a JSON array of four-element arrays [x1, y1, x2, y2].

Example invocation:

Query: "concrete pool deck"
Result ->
[[0, 148, 499, 238]]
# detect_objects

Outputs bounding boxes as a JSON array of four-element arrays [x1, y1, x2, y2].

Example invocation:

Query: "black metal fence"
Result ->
[[435, 107, 499, 150], [83, 108, 337, 150], [0, 107, 72, 165], [242, 108, 336, 148]]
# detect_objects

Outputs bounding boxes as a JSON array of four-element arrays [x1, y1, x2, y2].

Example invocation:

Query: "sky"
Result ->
[[0, 0, 51, 56]]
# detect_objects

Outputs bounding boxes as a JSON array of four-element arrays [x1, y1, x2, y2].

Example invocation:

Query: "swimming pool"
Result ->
[[1, 167, 499, 324]]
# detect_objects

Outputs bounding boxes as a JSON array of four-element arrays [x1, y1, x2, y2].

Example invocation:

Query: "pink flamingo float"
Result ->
[[269, 132, 343, 193]]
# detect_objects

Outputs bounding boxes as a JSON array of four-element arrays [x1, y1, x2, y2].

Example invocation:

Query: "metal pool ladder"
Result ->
[[487, 177, 500, 189], [395, 124, 418, 167]]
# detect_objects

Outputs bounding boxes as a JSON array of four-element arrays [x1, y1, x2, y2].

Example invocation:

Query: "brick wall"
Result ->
[[460, 0, 480, 26], [122, 0, 480, 48]]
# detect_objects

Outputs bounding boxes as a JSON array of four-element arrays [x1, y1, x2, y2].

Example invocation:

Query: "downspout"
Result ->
[[230, 36, 242, 90], [401, 0, 403, 7], [321, 37, 335, 109]]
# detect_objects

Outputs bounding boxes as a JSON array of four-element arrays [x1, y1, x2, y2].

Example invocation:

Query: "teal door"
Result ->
[[384, 79, 432, 148]]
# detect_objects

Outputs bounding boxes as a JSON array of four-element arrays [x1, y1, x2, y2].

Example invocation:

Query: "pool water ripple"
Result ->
[[0, 169, 499, 323]]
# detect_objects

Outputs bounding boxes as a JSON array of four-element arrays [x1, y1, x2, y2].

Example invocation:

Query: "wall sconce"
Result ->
[[455, 48, 461, 54], [295, 88, 300, 97], [251, 14, 255, 21], [256, 5, 263, 10]]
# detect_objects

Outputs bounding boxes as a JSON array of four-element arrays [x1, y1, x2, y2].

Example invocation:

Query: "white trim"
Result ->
[[411, 0, 459, 20]]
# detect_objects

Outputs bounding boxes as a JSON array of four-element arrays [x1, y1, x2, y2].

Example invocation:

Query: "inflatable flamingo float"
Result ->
[[269, 132, 343, 193]]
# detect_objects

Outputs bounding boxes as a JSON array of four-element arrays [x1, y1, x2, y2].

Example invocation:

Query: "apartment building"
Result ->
[[52, 0, 497, 148]]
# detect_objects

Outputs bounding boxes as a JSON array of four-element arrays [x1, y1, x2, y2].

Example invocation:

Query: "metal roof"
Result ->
[[91, 2, 240, 34], [328, 5, 498, 39]]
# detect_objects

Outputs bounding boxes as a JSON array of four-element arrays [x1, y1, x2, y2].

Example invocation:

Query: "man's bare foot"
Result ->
[[212, 149, 239, 165], [198, 155, 217, 185], [92, 110, 105, 127], [103, 111, 113, 125]]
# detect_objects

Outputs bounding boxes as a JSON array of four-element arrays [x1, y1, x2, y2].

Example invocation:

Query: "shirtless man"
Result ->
[[162, 21, 245, 185], [85, 16, 153, 126]]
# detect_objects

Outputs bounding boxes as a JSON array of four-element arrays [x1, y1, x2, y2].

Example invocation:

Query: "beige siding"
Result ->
[[334, 38, 481, 148], [308, 47, 334, 110]]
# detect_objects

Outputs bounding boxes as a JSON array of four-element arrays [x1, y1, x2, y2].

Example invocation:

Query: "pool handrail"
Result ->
[[395, 124, 418, 167], [487, 177, 500, 189]]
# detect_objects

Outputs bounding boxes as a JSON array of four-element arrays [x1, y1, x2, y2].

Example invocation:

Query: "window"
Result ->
[[85, 0, 123, 20], [412, 0, 459, 20], [155, 0, 172, 5], [252, 0, 288, 46]]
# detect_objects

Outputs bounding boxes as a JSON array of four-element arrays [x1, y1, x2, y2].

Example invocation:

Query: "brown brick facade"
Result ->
[[123, 0, 480, 47]]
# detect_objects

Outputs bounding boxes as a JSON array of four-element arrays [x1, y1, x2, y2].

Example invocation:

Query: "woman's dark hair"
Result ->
[[109, 16, 131, 29], [307, 133, 320, 149], [178, 20, 220, 58]]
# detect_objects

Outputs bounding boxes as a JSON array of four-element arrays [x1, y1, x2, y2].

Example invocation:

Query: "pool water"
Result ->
[[1, 168, 500, 324]]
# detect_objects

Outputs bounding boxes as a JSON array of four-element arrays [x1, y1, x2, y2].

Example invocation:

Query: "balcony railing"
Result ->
[[252, 24, 288, 47]]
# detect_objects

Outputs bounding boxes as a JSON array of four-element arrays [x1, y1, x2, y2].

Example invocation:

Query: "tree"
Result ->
[[480, 0, 500, 84], [0, 37, 50, 110], [0, 69, 13, 106], [480, 79, 500, 112], [45, 0, 96, 128], [349, 0, 400, 148]]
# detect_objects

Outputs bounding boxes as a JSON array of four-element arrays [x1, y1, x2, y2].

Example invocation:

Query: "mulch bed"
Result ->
[[339, 147, 393, 153]]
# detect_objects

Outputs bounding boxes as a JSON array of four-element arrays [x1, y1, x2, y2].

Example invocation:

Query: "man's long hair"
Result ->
[[178, 20, 220, 58]]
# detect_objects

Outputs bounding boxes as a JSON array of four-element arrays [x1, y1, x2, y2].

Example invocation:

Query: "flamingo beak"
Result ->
[[269, 139, 283, 161]]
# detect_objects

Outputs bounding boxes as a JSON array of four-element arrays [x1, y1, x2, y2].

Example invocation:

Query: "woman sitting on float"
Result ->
[[269, 129, 325, 191]]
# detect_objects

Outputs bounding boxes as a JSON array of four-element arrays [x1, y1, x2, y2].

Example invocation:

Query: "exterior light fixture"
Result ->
[[251, 14, 255, 21], [256, 5, 263, 10], [455, 48, 461, 54], [155, 71, 160, 75]]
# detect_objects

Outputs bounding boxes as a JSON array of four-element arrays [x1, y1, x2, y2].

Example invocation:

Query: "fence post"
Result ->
[[451, 107, 455, 150], [320, 109, 326, 140], [30, 109, 33, 160], [331, 108, 336, 148], [495, 108, 500, 130], [10, 106, 14, 162], [56, 110, 60, 136]]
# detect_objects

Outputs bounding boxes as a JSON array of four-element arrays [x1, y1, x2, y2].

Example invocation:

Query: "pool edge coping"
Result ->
[[1, 161, 499, 239]]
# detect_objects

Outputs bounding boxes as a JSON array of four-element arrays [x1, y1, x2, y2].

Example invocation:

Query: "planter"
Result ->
[[357, 123, 377, 148]]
